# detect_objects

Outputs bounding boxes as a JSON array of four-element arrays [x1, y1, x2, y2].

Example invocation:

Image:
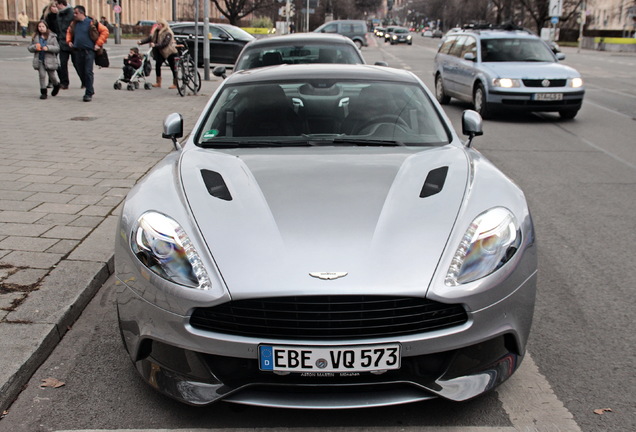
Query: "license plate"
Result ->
[[259, 344, 401, 373], [534, 93, 563, 101]]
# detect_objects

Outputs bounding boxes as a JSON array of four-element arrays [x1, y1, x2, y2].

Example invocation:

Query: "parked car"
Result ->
[[170, 22, 255, 66], [388, 27, 412, 45], [433, 27, 584, 119], [314, 19, 368, 49], [212, 33, 381, 79], [115, 63, 537, 408]]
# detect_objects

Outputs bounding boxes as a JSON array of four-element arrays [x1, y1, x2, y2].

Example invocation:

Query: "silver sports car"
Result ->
[[115, 64, 537, 409]]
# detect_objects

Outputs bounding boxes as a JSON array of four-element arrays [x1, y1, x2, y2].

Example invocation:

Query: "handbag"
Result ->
[[95, 48, 110, 68]]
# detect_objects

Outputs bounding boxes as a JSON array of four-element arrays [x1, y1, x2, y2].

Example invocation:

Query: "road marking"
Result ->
[[53, 355, 579, 432]]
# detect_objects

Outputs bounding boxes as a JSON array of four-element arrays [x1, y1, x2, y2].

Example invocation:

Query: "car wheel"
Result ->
[[408, 42, 412, 45], [435, 74, 450, 105], [473, 83, 491, 119], [559, 109, 578, 120], [354, 40, 363, 50]]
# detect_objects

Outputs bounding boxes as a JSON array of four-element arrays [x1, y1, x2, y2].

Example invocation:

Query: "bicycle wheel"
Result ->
[[186, 60, 201, 93], [176, 59, 187, 97]]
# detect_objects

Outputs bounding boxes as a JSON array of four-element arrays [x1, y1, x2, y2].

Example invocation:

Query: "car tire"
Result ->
[[435, 74, 450, 105], [559, 109, 578, 120], [473, 83, 491, 119], [354, 40, 363, 50], [408, 42, 412, 45]]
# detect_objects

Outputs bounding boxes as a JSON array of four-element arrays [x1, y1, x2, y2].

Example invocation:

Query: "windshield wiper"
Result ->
[[331, 138, 406, 147]]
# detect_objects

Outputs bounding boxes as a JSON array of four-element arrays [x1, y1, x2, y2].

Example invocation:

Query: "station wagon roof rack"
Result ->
[[460, 22, 533, 34]]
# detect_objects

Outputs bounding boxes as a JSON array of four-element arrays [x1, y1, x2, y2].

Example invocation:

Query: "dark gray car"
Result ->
[[170, 22, 255, 66]]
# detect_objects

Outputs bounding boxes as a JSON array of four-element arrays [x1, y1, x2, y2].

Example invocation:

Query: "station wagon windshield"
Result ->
[[481, 38, 555, 62], [197, 80, 450, 147]]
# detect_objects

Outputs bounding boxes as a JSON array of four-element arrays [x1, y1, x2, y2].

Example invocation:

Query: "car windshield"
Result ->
[[196, 80, 450, 147], [235, 44, 363, 70], [221, 25, 254, 40], [394, 28, 409, 34], [481, 38, 555, 62]]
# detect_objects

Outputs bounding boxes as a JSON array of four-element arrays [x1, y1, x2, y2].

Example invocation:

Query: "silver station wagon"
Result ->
[[433, 26, 585, 119]]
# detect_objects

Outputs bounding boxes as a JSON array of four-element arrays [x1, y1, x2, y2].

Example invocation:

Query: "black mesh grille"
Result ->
[[522, 79, 566, 87], [190, 296, 468, 340]]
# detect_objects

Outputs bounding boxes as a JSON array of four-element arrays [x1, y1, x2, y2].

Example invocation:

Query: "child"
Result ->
[[27, 20, 60, 99], [123, 47, 143, 82]]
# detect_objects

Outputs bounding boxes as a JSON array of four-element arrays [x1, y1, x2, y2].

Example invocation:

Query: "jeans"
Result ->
[[74, 48, 95, 97], [57, 49, 72, 87]]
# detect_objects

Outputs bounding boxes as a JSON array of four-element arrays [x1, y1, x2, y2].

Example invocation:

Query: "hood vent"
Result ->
[[201, 170, 232, 201], [420, 167, 448, 198]]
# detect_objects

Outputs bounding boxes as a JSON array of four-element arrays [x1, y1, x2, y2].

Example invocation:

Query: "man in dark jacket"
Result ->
[[66, 5, 109, 102], [55, 0, 74, 89]]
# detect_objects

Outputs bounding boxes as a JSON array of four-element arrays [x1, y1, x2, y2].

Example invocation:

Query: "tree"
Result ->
[[212, 0, 276, 25]]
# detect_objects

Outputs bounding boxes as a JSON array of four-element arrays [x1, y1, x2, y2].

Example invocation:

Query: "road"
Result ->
[[1, 35, 635, 432]]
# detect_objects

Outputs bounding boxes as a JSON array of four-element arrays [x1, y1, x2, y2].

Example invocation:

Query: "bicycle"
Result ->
[[175, 44, 201, 97]]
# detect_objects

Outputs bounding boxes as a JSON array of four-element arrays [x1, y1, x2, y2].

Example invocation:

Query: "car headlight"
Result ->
[[392, 35, 398, 40], [445, 207, 521, 286], [131, 211, 212, 290], [407, 35, 412, 40], [570, 77, 583, 88], [492, 78, 521, 88]]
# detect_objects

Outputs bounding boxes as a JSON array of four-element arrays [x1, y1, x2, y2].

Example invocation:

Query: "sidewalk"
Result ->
[[0, 34, 222, 412]]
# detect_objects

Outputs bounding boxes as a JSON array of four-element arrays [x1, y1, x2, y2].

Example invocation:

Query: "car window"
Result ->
[[322, 23, 338, 33], [197, 80, 450, 146], [460, 36, 477, 58], [221, 26, 254, 40], [173, 25, 195, 35], [448, 36, 467, 57], [438, 36, 456, 54], [481, 38, 555, 62], [209, 26, 228, 39], [235, 44, 363, 70]]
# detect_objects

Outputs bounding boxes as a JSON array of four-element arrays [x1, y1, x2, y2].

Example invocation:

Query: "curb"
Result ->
[[0, 217, 116, 412]]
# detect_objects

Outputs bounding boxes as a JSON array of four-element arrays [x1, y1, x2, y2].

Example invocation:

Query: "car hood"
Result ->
[[481, 62, 580, 79], [180, 146, 469, 299]]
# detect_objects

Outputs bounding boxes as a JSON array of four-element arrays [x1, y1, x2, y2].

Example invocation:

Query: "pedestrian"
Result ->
[[100, 16, 113, 33], [66, 5, 109, 102], [41, 1, 60, 89], [18, 10, 29, 38], [138, 19, 178, 89], [289, 22, 296, 34], [28, 20, 61, 100], [55, 0, 74, 90], [122, 47, 142, 82]]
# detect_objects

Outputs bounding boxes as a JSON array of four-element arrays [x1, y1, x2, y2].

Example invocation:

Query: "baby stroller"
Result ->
[[113, 47, 153, 91]]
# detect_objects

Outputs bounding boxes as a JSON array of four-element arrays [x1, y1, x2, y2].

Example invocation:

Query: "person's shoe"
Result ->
[[83, 95, 92, 102], [152, 77, 162, 88], [40, 89, 47, 100], [51, 84, 60, 96], [168, 78, 177, 89]]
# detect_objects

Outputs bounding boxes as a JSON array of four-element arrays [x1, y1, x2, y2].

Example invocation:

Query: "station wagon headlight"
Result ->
[[131, 211, 211, 290], [445, 208, 521, 286], [492, 78, 521, 88], [570, 77, 583, 88]]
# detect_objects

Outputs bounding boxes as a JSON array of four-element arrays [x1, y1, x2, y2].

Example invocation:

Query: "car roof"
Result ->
[[225, 64, 419, 86], [447, 27, 539, 40], [243, 33, 357, 47]]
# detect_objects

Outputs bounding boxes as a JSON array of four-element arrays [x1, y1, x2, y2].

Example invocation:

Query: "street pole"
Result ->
[[203, 0, 210, 80], [577, 1, 585, 53], [306, 0, 309, 31], [286, 0, 290, 34]]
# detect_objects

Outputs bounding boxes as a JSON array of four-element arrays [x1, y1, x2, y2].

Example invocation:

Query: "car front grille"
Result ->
[[522, 79, 567, 87], [190, 295, 468, 340]]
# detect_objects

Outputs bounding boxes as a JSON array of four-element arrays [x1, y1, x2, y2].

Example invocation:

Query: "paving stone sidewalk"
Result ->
[[0, 35, 222, 412]]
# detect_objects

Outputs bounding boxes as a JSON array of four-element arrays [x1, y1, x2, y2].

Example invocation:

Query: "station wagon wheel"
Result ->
[[435, 74, 450, 105], [473, 83, 490, 119]]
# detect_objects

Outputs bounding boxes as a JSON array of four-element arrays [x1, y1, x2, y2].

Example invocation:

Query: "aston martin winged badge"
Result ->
[[309, 272, 348, 280]]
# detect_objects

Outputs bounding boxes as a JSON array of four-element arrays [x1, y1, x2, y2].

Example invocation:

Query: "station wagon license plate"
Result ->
[[259, 344, 401, 373], [534, 93, 563, 101]]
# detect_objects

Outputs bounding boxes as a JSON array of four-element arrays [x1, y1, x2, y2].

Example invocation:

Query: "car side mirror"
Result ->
[[461, 110, 483, 147], [162, 112, 183, 151], [374, 61, 389, 67], [463, 52, 476, 62], [213, 66, 227, 79], [219, 33, 229, 40], [556, 52, 566, 60]]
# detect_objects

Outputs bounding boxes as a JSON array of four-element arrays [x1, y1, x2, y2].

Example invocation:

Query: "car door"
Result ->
[[207, 26, 240, 64], [435, 36, 459, 93], [453, 36, 478, 99]]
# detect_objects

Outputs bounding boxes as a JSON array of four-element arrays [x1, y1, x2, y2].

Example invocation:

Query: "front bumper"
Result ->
[[116, 268, 536, 408], [488, 89, 584, 112]]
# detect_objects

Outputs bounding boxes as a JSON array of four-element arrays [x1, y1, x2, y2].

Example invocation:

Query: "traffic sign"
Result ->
[[113, 5, 121, 13], [550, 16, 559, 24]]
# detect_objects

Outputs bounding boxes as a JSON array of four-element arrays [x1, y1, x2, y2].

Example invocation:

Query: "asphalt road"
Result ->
[[1, 36, 635, 432]]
